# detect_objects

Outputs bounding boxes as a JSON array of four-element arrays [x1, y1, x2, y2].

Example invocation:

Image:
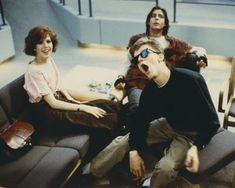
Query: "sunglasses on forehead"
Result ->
[[131, 48, 158, 65]]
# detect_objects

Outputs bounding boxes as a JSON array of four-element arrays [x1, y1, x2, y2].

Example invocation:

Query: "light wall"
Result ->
[[0, 25, 15, 63], [43, 0, 235, 57]]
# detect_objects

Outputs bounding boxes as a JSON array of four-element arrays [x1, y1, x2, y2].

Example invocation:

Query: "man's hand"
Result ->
[[129, 150, 146, 179], [184, 145, 200, 173], [114, 75, 126, 90], [196, 58, 207, 68], [115, 82, 126, 90]]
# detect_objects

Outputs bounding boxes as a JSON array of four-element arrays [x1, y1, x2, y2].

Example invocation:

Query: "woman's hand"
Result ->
[[78, 104, 107, 118]]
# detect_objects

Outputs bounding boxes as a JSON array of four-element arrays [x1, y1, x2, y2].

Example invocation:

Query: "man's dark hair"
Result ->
[[145, 6, 170, 36]]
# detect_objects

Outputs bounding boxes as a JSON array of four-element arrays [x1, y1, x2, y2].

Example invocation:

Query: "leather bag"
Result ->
[[0, 120, 35, 161]]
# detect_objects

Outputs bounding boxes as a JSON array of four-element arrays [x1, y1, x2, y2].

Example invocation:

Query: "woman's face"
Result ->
[[35, 34, 53, 60], [148, 9, 165, 33]]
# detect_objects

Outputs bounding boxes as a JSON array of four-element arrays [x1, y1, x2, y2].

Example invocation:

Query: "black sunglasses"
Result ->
[[131, 48, 158, 65]]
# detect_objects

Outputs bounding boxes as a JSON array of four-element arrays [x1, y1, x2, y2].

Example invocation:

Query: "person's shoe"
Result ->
[[109, 88, 125, 103], [76, 174, 98, 186], [141, 177, 151, 187]]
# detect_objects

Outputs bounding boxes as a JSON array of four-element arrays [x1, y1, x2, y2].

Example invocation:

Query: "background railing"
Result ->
[[1, 0, 234, 27], [0, 0, 6, 27], [57, 0, 235, 23], [173, 0, 235, 22], [59, 0, 159, 17]]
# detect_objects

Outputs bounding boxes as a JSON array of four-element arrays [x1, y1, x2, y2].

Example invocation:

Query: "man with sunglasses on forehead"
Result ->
[[88, 38, 219, 187], [126, 37, 219, 187]]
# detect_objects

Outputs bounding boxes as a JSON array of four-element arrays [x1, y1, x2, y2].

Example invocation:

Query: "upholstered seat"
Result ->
[[0, 75, 89, 188], [0, 146, 79, 188], [148, 128, 235, 187], [180, 129, 235, 187], [218, 58, 235, 129], [36, 134, 90, 158]]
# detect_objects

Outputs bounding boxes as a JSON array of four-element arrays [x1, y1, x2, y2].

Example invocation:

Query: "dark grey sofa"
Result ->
[[0, 75, 90, 188]]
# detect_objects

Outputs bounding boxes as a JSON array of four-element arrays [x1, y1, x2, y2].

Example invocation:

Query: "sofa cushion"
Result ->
[[180, 129, 235, 183], [0, 75, 30, 120], [0, 145, 80, 188], [37, 134, 90, 158], [0, 104, 10, 131]]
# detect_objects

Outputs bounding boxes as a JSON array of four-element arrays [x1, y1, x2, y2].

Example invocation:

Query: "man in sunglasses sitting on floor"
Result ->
[[87, 37, 219, 188]]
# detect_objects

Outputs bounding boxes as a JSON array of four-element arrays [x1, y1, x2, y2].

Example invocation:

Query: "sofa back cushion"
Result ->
[[0, 105, 10, 133], [0, 75, 31, 121]]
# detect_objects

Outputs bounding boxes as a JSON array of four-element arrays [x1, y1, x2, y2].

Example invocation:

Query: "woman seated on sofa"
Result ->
[[23, 25, 120, 159]]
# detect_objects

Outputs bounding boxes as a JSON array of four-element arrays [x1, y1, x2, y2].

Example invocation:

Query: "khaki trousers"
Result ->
[[91, 117, 196, 187]]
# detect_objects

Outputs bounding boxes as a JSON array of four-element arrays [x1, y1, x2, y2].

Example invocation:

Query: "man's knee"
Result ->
[[150, 159, 178, 187], [90, 134, 130, 177]]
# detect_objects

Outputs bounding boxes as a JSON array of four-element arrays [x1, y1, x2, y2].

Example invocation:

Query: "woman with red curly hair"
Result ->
[[23, 25, 120, 160]]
